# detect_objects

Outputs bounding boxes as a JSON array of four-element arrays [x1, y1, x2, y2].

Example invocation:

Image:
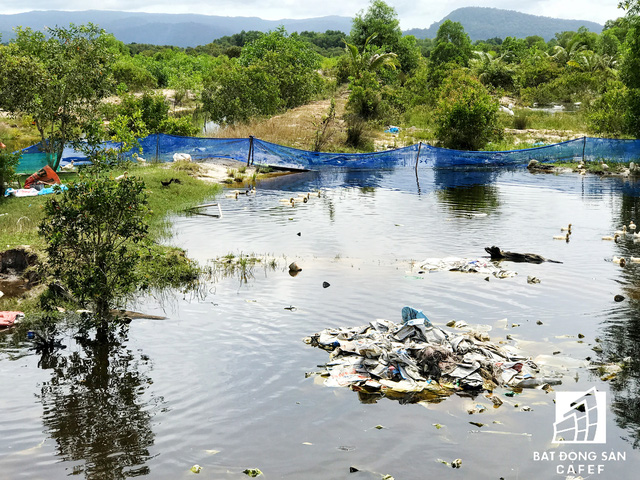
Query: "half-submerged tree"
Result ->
[[0, 23, 115, 171], [39, 170, 149, 341]]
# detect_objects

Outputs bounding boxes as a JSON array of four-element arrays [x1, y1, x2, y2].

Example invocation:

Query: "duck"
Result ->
[[560, 223, 572, 232], [601, 161, 609, 171], [60, 160, 76, 172], [553, 233, 570, 241], [614, 225, 628, 236], [630, 221, 636, 231], [630, 256, 640, 263], [279, 197, 295, 204], [115, 171, 128, 181], [602, 234, 620, 241], [613, 256, 627, 267], [225, 191, 239, 199]]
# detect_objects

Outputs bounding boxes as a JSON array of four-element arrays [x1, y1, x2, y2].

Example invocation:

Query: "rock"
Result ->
[[527, 160, 539, 169], [323, 281, 330, 288], [614, 294, 625, 302]]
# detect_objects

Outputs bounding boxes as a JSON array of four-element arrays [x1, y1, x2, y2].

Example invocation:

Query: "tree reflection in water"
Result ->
[[37, 331, 158, 479]]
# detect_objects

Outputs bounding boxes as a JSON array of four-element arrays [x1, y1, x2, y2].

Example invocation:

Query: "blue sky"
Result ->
[[0, 1, 624, 30]]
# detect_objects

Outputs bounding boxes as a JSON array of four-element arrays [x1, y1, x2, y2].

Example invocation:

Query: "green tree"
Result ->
[[620, 1, 640, 136], [201, 60, 281, 124], [433, 69, 502, 150], [350, 0, 401, 50], [0, 24, 115, 171], [239, 28, 323, 109], [430, 20, 473, 67], [39, 173, 149, 339], [0, 150, 21, 198]]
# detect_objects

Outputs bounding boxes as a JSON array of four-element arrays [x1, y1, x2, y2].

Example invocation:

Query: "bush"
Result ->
[[513, 112, 530, 130], [0, 150, 21, 197], [433, 70, 502, 150], [39, 174, 149, 338], [587, 83, 629, 137], [159, 116, 199, 137]]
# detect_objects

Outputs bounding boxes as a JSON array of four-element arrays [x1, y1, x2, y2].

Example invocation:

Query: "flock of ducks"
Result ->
[[224, 185, 257, 199], [553, 223, 572, 242], [601, 220, 639, 267], [278, 190, 322, 207]]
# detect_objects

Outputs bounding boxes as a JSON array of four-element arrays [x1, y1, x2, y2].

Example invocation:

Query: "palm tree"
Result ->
[[343, 33, 398, 80]]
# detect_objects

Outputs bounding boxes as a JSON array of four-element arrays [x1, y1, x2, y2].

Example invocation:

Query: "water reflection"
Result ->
[[38, 331, 158, 479]]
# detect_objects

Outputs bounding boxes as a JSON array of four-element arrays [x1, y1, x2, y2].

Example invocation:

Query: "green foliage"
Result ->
[[239, 27, 323, 109], [39, 173, 149, 331], [112, 56, 157, 90], [201, 60, 281, 124], [587, 81, 629, 136], [0, 24, 115, 171], [430, 20, 473, 68], [350, 0, 402, 51], [433, 70, 502, 150], [159, 116, 199, 137], [345, 116, 374, 151], [0, 149, 21, 197]]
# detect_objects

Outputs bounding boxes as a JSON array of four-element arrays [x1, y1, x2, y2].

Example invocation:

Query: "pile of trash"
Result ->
[[304, 307, 559, 401], [418, 257, 516, 278]]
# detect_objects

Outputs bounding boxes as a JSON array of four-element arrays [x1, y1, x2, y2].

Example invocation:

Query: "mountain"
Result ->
[[0, 7, 604, 48], [0, 10, 353, 47], [404, 7, 603, 41]]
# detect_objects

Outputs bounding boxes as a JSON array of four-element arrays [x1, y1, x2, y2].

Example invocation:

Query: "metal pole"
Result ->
[[582, 136, 586, 164], [155, 133, 160, 163], [247, 136, 254, 166]]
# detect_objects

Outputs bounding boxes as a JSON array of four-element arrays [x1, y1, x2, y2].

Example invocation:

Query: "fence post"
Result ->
[[247, 136, 254, 166], [582, 136, 586, 163], [155, 133, 160, 163]]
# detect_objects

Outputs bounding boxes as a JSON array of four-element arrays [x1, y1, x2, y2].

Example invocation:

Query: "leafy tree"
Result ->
[[39, 173, 149, 339], [430, 20, 473, 68], [620, 1, 640, 136], [239, 28, 323, 109], [433, 69, 501, 150], [0, 24, 115, 171], [201, 60, 281, 124], [0, 150, 21, 198], [344, 35, 398, 119], [587, 81, 629, 136], [350, 0, 401, 51]]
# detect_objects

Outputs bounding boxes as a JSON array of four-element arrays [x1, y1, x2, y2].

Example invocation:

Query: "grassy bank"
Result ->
[[0, 162, 222, 313]]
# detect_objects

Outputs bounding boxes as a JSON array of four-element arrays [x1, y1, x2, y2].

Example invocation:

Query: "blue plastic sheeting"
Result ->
[[15, 134, 640, 174]]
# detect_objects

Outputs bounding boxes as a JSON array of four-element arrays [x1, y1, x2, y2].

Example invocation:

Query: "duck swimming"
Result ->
[[553, 233, 570, 242], [602, 234, 620, 241]]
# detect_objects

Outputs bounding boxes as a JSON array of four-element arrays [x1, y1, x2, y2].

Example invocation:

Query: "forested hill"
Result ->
[[0, 7, 604, 47], [0, 10, 353, 47], [405, 7, 603, 41]]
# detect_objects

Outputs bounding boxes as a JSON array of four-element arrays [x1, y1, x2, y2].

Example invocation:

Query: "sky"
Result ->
[[0, 0, 625, 30]]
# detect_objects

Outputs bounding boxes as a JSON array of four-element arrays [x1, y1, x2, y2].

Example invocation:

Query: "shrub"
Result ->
[[0, 150, 21, 198], [433, 69, 502, 150]]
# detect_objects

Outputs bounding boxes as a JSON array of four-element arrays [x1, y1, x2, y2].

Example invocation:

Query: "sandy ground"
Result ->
[[192, 158, 258, 184]]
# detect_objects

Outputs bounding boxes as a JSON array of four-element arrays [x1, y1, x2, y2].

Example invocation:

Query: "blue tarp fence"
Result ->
[[15, 134, 640, 174]]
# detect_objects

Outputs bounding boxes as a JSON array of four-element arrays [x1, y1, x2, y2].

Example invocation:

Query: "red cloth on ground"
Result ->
[[0, 311, 24, 328], [23, 165, 61, 189]]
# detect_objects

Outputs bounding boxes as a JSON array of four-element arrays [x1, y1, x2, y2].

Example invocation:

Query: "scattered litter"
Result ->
[[205, 449, 220, 455], [614, 295, 625, 302], [190, 465, 202, 474], [451, 458, 462, 469], [419, 257, 516, 278], [304, 306, 559, 401], [284, 306, 297, 311], [349, 466, 359, 473], [323, 281, 330, 288], [302, 442, 313, 446], [520, 406, 533, 411], [528, 276, 541, 284], [374, 425, 385, 429], [338, 445, 356, 451], [589, 359, 627, 381], [536, 320, 543, 325], [243, 468, 263, 477], [433, 423, 443, 429], [469, 421, 485, 428], [289, 262, 302, 273]]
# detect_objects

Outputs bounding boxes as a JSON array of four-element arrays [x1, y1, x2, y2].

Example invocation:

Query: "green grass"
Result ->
[[0, 163, 221, 249]]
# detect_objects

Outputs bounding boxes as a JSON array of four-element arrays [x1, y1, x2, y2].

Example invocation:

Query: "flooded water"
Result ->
[[3, 166, 640, 479]]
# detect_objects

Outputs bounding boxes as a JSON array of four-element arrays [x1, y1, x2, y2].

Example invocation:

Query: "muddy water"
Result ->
[[2, 167, 640, 479]]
